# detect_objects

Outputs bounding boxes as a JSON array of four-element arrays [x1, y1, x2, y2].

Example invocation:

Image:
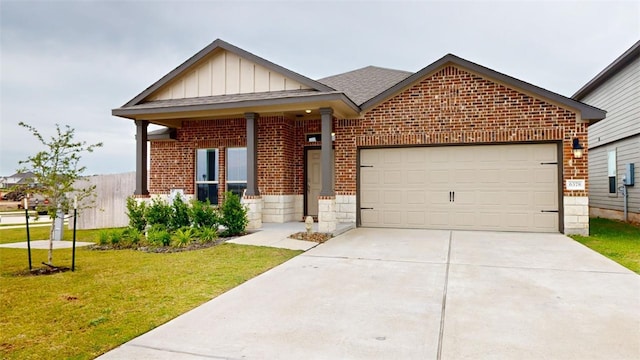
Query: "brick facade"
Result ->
[[149, 65, 588, 230], [334, 65, 588, 197]]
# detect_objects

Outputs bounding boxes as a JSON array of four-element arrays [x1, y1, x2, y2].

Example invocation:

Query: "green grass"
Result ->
[[571, 217, 640, 274], [0, 227, 302, 359]]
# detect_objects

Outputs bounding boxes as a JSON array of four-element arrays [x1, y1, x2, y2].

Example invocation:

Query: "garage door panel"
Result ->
[[383, 170, 402, 185], [360, 144, 559, 232], [534, 191, 556, 207], [534, 167, 556, 183], [383, 190, 402, 204], [406, 191, 426, 204], [407, 211, 426, 226], [407, 170, 426, 184], [360, 190, 380, 206], [361, 169, 379, 185], [382, 211, 402, 226]]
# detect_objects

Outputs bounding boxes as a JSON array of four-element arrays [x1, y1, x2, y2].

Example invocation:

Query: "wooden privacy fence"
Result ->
[[75, 172, 135, 229]]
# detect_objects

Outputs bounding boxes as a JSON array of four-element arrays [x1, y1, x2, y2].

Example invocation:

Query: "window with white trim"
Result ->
[[226, 147, 247, 198], [608, 149, 617, 194], [196, 149, 219, 204]]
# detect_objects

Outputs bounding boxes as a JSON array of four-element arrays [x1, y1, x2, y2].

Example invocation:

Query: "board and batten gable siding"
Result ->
[[584, 55, 640, 147], [149, 50, 311, 101]]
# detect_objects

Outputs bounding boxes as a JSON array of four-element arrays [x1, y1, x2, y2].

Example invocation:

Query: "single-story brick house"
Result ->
[[573, 40, 639, 223], [113, 39, 605, 235]]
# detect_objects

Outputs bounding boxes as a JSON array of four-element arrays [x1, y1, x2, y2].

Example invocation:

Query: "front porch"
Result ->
[[131, 108, 353, 233]]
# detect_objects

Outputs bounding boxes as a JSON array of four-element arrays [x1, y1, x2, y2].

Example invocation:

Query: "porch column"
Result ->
[[245, 112, 259, 196], [135, 120, 149, 196], [320, 108, 334, 196], [243, 112, 262, 230], [318, 107, 336, 233]]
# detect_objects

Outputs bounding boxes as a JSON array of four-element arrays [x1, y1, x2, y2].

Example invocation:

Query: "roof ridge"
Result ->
[[318, 65, 412, 82]]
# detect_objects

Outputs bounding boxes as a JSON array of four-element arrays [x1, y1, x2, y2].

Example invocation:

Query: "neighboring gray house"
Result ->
[[573, 40, 639, 223]]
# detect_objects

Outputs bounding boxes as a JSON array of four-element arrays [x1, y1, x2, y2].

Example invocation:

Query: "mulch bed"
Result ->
[[88, 236, 241, 253], [288, 232, 332, 243]]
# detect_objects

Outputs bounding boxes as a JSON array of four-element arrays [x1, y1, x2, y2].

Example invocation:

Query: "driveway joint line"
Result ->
[[124, 343, 242, 360], [436, 230, 453, 360], [301, 253, 446, 265], [450, 262, 634, 275]]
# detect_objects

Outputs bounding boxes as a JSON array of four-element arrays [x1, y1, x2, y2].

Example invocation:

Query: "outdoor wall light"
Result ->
[[305, 109, 312, 114], [572, 138, 584, 159]]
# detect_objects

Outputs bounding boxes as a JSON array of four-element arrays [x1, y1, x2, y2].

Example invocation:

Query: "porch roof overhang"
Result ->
[[112, 89, 360, 125]]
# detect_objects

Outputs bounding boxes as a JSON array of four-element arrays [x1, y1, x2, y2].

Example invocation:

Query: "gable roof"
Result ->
[[361, 54, 606, 122], [122, 39, 335, 107], [572, 40, 640, 100], [317, 66, 412, 106]]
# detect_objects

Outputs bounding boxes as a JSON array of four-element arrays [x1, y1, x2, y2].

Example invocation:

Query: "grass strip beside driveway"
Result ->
[[571, 217, 640, 274], [0, 235, 301, 359]]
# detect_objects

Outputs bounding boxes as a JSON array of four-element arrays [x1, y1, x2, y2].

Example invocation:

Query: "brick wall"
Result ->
[[333, 65, 588, 197], [150, 65, 589, 208], [149, 116, 300, 203]]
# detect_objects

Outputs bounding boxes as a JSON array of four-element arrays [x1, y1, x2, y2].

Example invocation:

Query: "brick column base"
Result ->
[[318, 197, 337, 233], [242, 196, 263, 230]]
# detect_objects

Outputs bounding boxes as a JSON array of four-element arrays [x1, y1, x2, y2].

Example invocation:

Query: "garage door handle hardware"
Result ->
[[540, 162, 558, 165], [449, 191, 455, 202], [360, 207, 374, 210], [541, 210, 559, 213], [360, 165, 374, 168]]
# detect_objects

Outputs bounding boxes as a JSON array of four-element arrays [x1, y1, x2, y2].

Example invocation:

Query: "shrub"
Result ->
[[147, 226, 171, 247], [146, 198, 172, 228], [170, 196, 190, 231], [220, 192, 248, 237], [125, 197, 147, 231], [108, 229, 123, 246], [190, 199, 221, 229], [97, 230, 109, 245], [197, 226, 218, 243], [172, 227, 195, 247], [123, 227, 142, 246]]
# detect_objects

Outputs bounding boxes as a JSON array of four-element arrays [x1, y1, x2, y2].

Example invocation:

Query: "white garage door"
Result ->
[[359, 144, 559, 232]]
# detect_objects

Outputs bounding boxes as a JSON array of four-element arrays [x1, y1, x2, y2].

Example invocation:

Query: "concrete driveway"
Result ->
[[99, 228, 640, 359]]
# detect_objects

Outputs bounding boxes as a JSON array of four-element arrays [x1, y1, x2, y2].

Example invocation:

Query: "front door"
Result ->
[[306, 149, 334, 217], [306, 149, 322, 216]]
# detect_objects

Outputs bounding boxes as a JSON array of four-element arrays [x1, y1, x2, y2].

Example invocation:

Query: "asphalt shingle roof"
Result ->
[[317, 66, 412, 106]]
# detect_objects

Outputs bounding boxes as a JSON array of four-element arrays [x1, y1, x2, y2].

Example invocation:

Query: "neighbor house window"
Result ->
[[226, 147, 247, 198], [196, 149, 219, 204], [608, 149, 617, 194]]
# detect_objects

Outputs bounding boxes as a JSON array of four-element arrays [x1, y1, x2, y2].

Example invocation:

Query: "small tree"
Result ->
[[17, 122, 102, 266], [220, 192, 248, 236]]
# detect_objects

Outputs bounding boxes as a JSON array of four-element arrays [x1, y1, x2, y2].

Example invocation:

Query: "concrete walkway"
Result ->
[[0, 240, 94, 249], [98, 228, 640, 359], [229, 222, 355, 250]]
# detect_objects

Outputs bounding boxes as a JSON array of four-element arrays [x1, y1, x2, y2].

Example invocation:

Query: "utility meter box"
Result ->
[[623, 163, 635, 186]]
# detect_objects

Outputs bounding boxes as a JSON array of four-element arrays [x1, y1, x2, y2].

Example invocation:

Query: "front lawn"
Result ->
[[571, 217, 640, 274], [0, 228, 301, 359]]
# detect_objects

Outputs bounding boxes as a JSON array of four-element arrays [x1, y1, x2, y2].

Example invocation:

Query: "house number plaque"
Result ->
[[566, 179, 585, 190]]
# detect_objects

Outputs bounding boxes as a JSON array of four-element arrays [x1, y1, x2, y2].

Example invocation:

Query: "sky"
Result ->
[[1, 0, 639, 176]]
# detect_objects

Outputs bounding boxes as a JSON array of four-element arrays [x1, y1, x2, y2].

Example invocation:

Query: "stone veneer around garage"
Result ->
[[563, 196, 589, 236]]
